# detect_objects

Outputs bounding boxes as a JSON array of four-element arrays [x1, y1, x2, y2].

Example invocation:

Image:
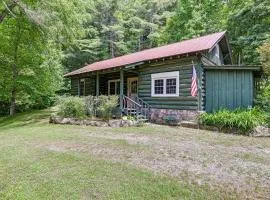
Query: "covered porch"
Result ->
[[70, 67, 150, 119]]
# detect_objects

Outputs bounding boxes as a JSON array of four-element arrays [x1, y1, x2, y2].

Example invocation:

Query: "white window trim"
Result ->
[[151, 71, 179, 97], [108, 79, 120, 95]]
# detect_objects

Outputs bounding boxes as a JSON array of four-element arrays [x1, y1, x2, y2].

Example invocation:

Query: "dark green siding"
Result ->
[[138, 58, 199, 110], [71, 78, 79, 96], [71, 77, 95, 96], [205, 70, 253, 112], [85, 78, 96, 96]]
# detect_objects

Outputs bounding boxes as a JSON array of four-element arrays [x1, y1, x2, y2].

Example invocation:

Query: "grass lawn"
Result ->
[[0, 109, 269, 199]]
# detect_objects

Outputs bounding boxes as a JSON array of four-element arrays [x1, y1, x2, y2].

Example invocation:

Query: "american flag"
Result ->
[[191, 66, 198, 97]]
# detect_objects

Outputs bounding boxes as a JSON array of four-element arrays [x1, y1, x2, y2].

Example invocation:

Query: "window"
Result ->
[[79, 78, 85, 96], [154, 79, 164, 94], [108, 79, 120, 95], [151, 71, 179, 97]]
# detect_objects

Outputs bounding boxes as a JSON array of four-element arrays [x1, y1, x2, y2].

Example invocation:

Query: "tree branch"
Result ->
[[0, 0, 20, 23]]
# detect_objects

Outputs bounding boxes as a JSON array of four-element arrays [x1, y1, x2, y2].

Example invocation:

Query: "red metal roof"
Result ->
[[65, 31, 226, 77]]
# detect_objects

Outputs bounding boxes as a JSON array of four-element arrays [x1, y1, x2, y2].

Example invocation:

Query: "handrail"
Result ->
[[121, 95, 150, 120], [123, 95, 142, 107], [134, 96, 150, 108]]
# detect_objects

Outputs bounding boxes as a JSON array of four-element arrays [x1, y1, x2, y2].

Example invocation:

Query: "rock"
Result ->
[[94, 121, 108, 127], [49, 115, 143, 127], [49, 115, 55, 123], [180, 121, 199, 129], [250, 126, 270, 137], [121, 120, 136, 127], [108, 120, 122, 127], [73, 119, 83, 125], [49, 115, 64, 124], [202, 125, 219, 132], [84, 120, 96, 126]]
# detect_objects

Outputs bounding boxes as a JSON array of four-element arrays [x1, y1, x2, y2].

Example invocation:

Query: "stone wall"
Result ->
[[149, 108, 200, 125], [49, 115, 140, 127]]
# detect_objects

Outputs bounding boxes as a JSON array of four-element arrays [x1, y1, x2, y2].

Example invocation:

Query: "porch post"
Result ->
[[96, 71, 99, 96], [120, 68, 124, 111], [77, 78, 80, 96]]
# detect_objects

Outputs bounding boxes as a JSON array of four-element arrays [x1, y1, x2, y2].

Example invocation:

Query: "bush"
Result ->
[[85, 96, 99, 118], [256, 81, 270, 112], [199, 108, 267, 134], [96, 95, 119, 120], [57, 96, 86, 119]]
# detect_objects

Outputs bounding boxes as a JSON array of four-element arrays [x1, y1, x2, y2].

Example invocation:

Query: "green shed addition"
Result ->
[[204, 66, 260, 112], [65, 31, 261, 123]]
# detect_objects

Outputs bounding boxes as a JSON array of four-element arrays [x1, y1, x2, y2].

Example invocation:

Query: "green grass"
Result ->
[[0, 109, 223, 200]]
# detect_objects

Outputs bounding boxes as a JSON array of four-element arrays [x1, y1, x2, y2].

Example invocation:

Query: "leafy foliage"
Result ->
[[57, 96, 86, 119], [162, 0, 225, 43], [228, 0, 270, 64], [57, 95, 119, 120], [200, 108, 267, 134], [0, 0, 90, 115], [258, 41, 270, 75], [255, 80, 270, 114], [96, 95, 119, 120], [84, 96, 99, 118]]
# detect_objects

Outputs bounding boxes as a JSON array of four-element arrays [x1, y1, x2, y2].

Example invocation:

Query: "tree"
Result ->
[[258, 41, 270, 76], [0, 0, 89, 115], [227, 0, 270, 64], [63, 0, 175, 73], [161, 0, 226, 43]]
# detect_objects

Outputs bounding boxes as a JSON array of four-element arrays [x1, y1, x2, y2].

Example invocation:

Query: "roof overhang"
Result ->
[[65, 31, 227, 77]]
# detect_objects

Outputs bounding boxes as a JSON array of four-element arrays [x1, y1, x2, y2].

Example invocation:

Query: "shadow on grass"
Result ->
[[0, 109, 51, 129]]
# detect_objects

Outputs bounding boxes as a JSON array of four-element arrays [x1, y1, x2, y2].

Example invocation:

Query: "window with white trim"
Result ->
[[151, 71, 179, 97]]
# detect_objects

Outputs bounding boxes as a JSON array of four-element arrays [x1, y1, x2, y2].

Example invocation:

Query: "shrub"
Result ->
[[96, 95, 119, 120], [85, 96, 99, 118], [255, 80, 270, 113], [57, 96, 86, 119], [199, 108, 267, 134]]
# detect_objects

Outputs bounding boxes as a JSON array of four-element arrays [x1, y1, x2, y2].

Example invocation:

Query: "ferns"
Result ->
[[200, 108, 267, 134]]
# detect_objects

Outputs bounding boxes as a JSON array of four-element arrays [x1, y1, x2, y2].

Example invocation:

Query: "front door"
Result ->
[[127, 77, 138, 101]]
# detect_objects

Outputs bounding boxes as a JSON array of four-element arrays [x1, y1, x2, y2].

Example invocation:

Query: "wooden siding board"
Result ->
[[138, 58, 199, 110], [205, 69, 254, 112], [71, 78, 79, 96]]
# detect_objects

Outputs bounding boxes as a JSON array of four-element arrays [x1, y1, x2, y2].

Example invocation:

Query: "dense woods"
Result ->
[[0, 0, 269, 116]]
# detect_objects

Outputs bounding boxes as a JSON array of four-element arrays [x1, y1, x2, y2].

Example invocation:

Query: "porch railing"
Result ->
[[122, 95, 150, 120]]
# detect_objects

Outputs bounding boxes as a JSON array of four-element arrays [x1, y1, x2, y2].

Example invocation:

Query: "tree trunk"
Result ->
[[9, 11, 21, 116], [10, 64, 18, 116], [10, 89, 16, 116], [0, 0, 20, 24]]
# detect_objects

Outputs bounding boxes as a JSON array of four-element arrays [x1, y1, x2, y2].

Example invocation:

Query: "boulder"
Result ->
[[250, 126, 270, 137], [94, 121, 108, 127], [121, 120, 136, 127], [108, 120, 122, 127], [180, 121, 199, 129]]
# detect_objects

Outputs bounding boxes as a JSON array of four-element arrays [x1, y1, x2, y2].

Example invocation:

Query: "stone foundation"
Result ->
[[150, 108, 200, 125]]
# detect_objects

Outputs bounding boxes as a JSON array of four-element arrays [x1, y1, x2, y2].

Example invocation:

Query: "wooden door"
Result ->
[[127, 77, 138, 100]]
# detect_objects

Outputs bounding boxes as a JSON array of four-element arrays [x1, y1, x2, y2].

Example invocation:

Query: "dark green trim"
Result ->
[[204, 65, 261, 71]]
